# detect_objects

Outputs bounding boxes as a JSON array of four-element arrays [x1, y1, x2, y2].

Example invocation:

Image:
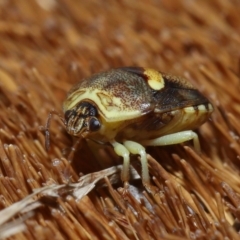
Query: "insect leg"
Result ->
[[141, 130, 200, 152], [111, 141, 130, 187], [123, 141, 150, 186]]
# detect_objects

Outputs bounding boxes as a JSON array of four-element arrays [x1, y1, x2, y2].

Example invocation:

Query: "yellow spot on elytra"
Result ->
[[144, 69, 165, 90]]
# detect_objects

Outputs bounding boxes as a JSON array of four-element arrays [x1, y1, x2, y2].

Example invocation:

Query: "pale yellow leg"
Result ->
[[111, 141, 130, 186], [140, 130, 200, 152], [111, 140, 150, 187], [123, 140, 150, 186]]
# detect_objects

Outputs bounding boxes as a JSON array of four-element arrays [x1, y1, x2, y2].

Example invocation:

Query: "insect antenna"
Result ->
[[45, 110, 66, 151], [66, 137, 82, 162]]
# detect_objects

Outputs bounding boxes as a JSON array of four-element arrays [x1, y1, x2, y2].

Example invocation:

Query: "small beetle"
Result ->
[[51, 67, 213, 188]]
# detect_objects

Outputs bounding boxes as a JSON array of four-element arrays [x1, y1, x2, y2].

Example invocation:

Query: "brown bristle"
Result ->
[[0, 1, 240, 240]]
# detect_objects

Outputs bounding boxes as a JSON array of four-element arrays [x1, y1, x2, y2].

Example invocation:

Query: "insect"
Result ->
[[47, 67, 213, 189]]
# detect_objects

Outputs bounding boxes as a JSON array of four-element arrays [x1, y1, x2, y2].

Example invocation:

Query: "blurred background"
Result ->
[[0, 1, 240, 239]]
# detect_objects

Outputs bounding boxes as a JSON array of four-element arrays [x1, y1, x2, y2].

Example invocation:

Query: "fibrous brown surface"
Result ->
[[0, 1, 240, 239]]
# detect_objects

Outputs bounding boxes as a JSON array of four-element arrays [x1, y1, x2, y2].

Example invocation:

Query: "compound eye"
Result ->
[[89, 117, 101, 132]]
